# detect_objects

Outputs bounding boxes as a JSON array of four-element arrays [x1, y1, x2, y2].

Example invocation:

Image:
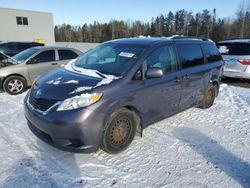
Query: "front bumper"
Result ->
[[24, 95, 106, 153]]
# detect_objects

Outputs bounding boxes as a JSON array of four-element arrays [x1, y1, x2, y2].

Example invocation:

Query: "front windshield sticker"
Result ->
[[118, 52, 135, 58]]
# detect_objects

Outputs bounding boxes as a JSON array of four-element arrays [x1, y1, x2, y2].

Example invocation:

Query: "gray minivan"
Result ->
[[25, 37, 224, 154], [0, 46, 82, 95]]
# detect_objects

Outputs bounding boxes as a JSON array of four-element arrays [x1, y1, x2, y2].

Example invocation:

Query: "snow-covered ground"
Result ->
[[0, 84, 249, 188]]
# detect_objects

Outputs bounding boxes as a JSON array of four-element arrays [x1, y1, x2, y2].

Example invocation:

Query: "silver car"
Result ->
[[0, 46, 82, 95], [217, 40, 250, 81]]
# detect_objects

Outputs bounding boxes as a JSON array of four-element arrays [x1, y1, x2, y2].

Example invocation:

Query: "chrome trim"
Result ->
[[26, 96, 61, 115]]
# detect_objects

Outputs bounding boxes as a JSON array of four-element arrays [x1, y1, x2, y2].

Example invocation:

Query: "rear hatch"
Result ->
[[217, 42, 250, 72]]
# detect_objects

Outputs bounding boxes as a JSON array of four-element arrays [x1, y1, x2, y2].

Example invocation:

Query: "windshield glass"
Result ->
[[73, 43, 147, 76], [217, 43, 250, 56], [13, 48, 39, 62]]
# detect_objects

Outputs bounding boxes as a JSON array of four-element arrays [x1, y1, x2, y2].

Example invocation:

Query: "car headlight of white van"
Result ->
[[57, 93, 102, 111]]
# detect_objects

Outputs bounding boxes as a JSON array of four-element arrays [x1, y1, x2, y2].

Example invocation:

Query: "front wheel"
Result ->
[[3, 76, 27, 95], [101, 108, 137, 154], [200, 85, 216, 109]]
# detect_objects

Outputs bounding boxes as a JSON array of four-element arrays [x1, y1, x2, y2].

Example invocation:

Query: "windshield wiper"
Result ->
[[70, 63, 81, 72], [0, 52, 18, 64], [95, 71, 107, 79], [70, 62, 109, 79]]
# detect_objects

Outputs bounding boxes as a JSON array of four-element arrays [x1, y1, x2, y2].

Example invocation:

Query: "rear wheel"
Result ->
[[200, 85, 216, 109], [3, 76, 27, 95], [101, 108, 137, 154]]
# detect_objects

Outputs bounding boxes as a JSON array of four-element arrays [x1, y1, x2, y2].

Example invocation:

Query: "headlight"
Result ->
[[57, 93, 102, 111]]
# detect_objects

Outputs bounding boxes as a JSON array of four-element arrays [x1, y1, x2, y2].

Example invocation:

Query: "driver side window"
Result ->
[[146, 45, 177, 75], [33, 50, 55, 63]]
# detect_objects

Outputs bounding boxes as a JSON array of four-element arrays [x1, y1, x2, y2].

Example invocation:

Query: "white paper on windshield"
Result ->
[[119, 52, 135, 58], [219, 46, 229, 54]]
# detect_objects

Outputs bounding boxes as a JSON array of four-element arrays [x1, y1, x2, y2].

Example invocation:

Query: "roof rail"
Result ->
[[136, 35, 151, 38], [165, 35, 214, 42], [221, 38, 250, 42], [165, 35, 185, 39]]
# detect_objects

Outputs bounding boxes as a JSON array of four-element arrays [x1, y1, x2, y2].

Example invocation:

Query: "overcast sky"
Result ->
[[0, 0, 245, 25]]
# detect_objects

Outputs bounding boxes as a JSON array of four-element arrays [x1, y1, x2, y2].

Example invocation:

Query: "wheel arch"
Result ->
[[123, 105, 143, 137], [211, 79, 220, 97], [104, 103, 143, 138], [2, 74, 28, 87]]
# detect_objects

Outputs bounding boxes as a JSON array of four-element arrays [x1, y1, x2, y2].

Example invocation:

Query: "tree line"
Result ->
[[54, 4, 250, 43]]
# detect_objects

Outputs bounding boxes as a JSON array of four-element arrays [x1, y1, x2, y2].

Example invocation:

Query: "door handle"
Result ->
[[52, 62, 58, 66], [184, 75, 190, 80]]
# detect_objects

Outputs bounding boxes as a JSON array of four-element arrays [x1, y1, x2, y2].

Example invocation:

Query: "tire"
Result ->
[[101, 108, 138, 154], [3, 76, 27, 95], [200, 85, 216, 109]]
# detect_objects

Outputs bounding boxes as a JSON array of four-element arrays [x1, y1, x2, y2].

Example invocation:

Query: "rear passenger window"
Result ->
[[58, 50, 78, 60], [202, 44, 222, 63], [34, 50, 55, 63], [145, 45, 177, 74], [177, 44, 204, 68]]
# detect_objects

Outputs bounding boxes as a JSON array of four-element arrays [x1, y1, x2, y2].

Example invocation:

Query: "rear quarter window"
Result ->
[[202, 43, 222, 63], [58, 50, 79, 60], [177, 44, 204, 69], [217, 43, 250, 55]]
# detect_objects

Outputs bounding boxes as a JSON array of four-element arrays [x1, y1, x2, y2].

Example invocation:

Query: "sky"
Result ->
[[0, 0, 245, 25]]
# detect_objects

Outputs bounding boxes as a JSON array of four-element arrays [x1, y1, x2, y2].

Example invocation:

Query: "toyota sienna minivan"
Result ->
[[24, 37, 224, 154]]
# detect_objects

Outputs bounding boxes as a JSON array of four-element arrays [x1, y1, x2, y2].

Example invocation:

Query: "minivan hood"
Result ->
[[32, 68, 117, 100]]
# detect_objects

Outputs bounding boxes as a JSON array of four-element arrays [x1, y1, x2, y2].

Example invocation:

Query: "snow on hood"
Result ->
[[64, 60, 104, 79], [46, 77, 79, 85], [46, 60, 120, 94], [70, 75, 119, 94], [46, 77, 63, 85]]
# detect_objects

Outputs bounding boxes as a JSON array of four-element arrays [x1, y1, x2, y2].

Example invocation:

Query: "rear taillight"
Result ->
[[239, 59, 250, 65]]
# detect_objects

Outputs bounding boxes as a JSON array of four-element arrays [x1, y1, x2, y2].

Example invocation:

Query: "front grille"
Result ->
[[29, 95, 58, 112]]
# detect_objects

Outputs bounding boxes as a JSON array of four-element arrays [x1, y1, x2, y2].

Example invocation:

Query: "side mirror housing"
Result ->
[[27, 58, 37, 64], [146, 68, 164, 79]]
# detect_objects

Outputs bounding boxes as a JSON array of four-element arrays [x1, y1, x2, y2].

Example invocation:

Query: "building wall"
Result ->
[[0, 7, 55, 45]]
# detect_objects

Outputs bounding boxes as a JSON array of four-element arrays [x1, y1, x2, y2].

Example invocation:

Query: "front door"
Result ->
[[133, 44, 182, 126], [27, 50, 58, 82]]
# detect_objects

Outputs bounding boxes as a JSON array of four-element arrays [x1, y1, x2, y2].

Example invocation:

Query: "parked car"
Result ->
[[0, 41, 43, 61], [24, 37, 224, 154], [0, 46, 82, 95], [217, 39, 250, 81]]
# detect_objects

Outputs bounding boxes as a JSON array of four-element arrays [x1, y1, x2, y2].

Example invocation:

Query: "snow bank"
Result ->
[[0, 84, 249, 187]]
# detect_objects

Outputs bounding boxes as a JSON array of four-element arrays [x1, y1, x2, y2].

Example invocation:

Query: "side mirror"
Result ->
[[146, 68, 164, 79], [27, 58, 37, 64]]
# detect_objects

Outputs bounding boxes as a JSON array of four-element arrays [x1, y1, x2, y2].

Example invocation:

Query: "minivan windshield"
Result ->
[[217, 42, 250, 56], [73, 43, 147, 76], [13, 48, 39, 62]]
